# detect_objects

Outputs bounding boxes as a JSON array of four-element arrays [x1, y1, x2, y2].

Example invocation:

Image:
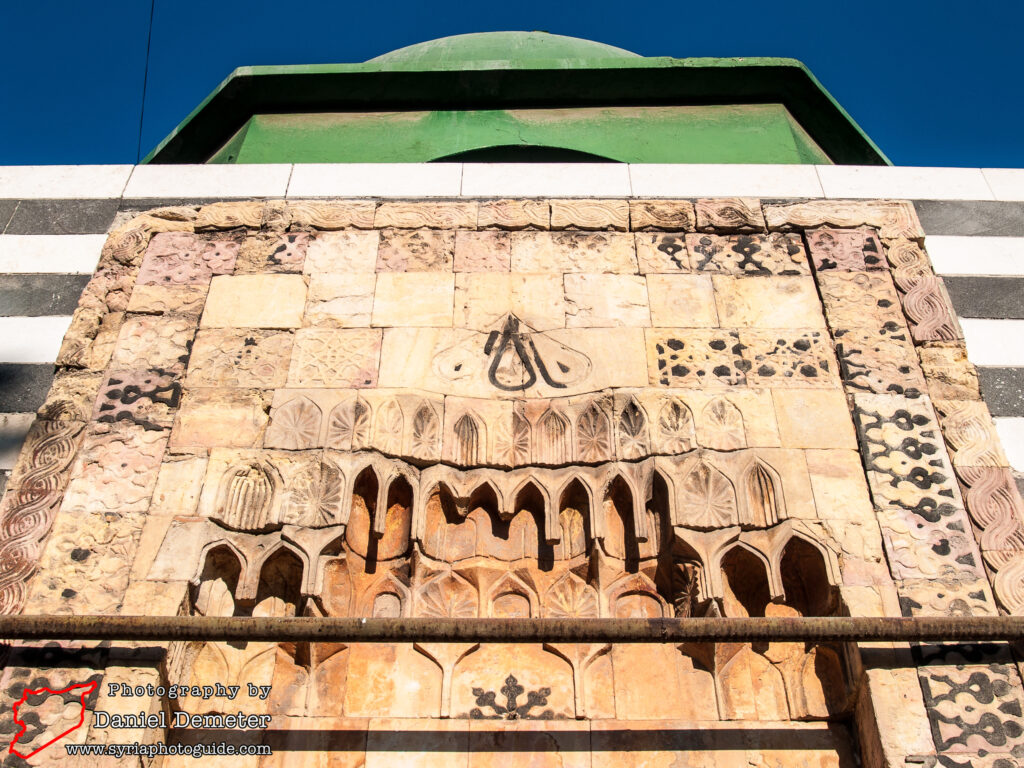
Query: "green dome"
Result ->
[[367, 31, 641, 69]]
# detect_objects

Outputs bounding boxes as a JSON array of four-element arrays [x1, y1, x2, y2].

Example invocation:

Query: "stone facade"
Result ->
[[1, 196, 1022, 767]]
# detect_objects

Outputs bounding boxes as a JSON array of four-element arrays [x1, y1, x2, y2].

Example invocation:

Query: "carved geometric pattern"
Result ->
[[265, 396, 322, 450], [920, 664, 1024, 755], [576, 404, 612, 463], [657, 399, 697, 454], [617, 399, 648, 460], [679, 459, 738, 530], [0, 419, 84, 614]]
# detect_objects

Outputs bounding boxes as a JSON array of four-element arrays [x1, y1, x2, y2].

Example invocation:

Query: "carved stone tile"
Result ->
[[373, 273, 455, 327], [694, 197, 766, 232], [93, 369, 181, 430], [169, 388, 269, 449], [109, 315, 196, 375], [288, 199, 376, 229], [712, 276, 825, 328], [805, 228, 885, 271], [305, 273, 376, 328], [454, 274, 566, 332], [374, 201, 478, 229], [186, 328, 293, 388], [37, 370, 104, 422], [200, 274, 307, 329], [303, 230, 380, 274], [265, 394, 326, 450], [740, 330, 840, 387], [852, 394, 964, 514], [901, 276, 964, 343], [919, 344, 982, 401], [920, 664, 1024, 755], [376, 229, 455, 271], [126, 284, 208, 317], [817, 271, 906, 330], [477, 199, 550, 230], [629, 199, 696, 231], [772, 390, 857, 449], [549, 199, 629, 230], [454, 230, 512, 272], [876, 507, 981, 582], [764, 200, 924, 239], [197, 448, 334, 530], [833, 326, 927, 397], [957, 466, 1024, 552], [287, 329, 382, 388], [511, 231, 637, 273], [885, 238, 934, 290], [686, 233, 809, 275], [136, 232, 239, 285], [647, 330, 746, 387], [0, 666, 103, 760], [899, 577, 996, 617], [935, 754, 1024, 768], [193, 200, 264, 230], [934, 400, 1009, 469], [634, 233, 690, 273], [0, 419, 85, 614], [233, 232, 309, 275], [61, 423, 168, 514], [564, 274, 650, 328], [25, 509, 145, 615], [985, 551, 1024, 616], [645, 274, 718, 327]]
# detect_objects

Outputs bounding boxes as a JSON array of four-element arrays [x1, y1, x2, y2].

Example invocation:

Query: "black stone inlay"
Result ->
[[120, 197, 252, 211], [978, 367, 1024, 418], [942, 276, 1024, 320], [0, 200, 18, 234], [0, 363, 55, 412], [0, 274, 90, 317], [915, 200, 1024, 237], [4, 199, 118, 235]]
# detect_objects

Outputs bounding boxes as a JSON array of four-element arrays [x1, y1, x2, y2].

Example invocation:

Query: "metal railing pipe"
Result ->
[[0, 615, 1022, 644]]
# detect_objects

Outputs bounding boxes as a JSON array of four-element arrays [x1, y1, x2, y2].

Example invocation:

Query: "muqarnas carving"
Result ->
[[263, 389, 766, 468], [166, 501, 851, 721]]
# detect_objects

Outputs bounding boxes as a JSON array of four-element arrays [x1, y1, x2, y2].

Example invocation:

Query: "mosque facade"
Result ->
[[0, 32, 1022, 768]]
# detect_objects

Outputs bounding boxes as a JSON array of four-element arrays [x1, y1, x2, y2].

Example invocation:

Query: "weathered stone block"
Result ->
[[646, 274, 718, 327], [373, 273, 455, 327], [564, 274, 650, 328], [201, 274, 307, 329], [453, 230, 511, 272], [305, 272, 376, 328], [304, 230, 380, 273], [169, 388, 269, 449], [712, 275, 825, 328], [377, 229, 455, 271]]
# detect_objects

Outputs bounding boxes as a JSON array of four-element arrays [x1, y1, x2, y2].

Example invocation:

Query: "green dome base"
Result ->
[[367, 32, 641, 70]]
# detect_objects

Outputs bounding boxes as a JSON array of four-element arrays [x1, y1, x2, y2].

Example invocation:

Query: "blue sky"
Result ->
[[3, 0, 1021, 167]]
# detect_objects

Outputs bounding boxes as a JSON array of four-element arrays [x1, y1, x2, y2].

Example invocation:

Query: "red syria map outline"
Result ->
[[8, 680, 98, 758]]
